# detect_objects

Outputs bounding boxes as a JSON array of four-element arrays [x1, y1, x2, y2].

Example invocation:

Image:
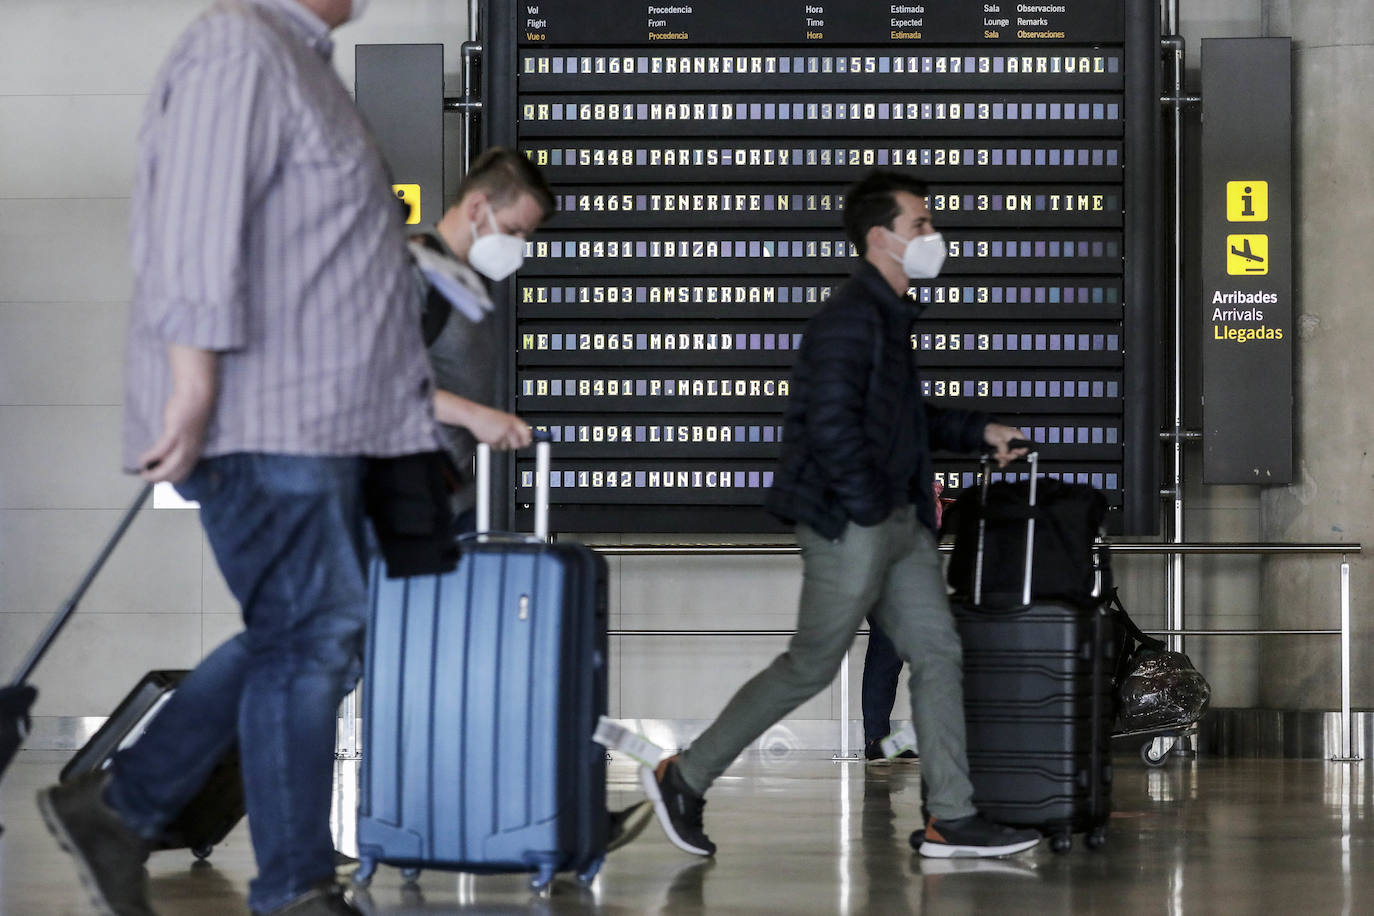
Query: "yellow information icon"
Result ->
[[393, 184, 422, 225], [1226, 180, 1268, 222], [1227, 234, 1268, 275]]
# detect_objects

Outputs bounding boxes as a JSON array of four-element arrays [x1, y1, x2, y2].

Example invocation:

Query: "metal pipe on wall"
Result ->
[[459, 0, 482, 174], [1164, 0, 1186, 663]]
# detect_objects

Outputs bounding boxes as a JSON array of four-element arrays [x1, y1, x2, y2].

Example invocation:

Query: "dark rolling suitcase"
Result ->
[[59, 670, 245, 860], [355, 435, 609, 891], [951, 448, 1115, 854]]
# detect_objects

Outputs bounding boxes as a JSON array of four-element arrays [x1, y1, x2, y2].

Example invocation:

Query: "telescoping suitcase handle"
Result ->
[[473, 430, 553, 542], [10, 483, 153, 687], [973, 439, 1037, 609]]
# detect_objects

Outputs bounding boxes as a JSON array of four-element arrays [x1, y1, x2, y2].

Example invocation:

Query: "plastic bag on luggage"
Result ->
[[1118, 651, 1212, 731], [1107, 589, 1211, 731]]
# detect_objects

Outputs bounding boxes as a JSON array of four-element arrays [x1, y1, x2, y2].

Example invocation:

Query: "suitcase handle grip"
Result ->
[[474, 434, 552, 541]]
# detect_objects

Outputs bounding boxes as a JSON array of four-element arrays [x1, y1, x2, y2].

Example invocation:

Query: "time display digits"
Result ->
[[490, 0, 1158, 532]]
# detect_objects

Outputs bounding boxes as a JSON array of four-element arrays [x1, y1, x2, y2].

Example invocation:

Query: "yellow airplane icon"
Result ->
[[1226, 234, 1268, 275]]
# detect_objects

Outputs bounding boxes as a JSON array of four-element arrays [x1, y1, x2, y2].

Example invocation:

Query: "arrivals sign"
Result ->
[[1200, 38, 1293, 484]]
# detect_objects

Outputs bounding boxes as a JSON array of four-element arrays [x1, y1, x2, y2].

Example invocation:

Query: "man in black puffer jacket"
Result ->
[[642, 170, 1042, 861]]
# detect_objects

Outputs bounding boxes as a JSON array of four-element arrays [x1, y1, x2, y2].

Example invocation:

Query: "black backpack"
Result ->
[[943, 477, 1111, 609]]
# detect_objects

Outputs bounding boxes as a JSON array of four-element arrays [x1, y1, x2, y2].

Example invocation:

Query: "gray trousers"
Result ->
[[676, 505, 978, 821]]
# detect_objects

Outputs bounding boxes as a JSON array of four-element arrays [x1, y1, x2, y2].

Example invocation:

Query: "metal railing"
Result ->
[[334, 541, 1362, 763], [588, 541, 1363, 762]]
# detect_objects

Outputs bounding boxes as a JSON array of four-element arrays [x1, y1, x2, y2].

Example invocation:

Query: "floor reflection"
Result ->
[[6, 753, 1374, 914]]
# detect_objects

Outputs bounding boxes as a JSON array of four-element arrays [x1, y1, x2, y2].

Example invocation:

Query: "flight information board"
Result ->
[[482, 0, 1160, 533]]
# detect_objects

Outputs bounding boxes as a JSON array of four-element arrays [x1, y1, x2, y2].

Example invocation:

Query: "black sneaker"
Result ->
[[894, 749, 920, 762], [36, 771, 154, 916], [607, 799, 654, 853], [640, 756, 716, 856], [254, 881, 362, 915], [912, 814, 1041, 858]]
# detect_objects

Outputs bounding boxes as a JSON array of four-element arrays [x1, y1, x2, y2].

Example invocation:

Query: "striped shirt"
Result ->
[[122, 0, 438, 470]]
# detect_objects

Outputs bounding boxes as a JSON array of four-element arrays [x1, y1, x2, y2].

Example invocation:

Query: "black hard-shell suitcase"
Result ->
[[952, 448, 1114, 853], [60, 670, 245, 860], [355, 436, 609, 891]]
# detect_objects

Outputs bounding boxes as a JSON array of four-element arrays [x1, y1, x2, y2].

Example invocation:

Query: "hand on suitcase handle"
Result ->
[[475, 431, 553, 541], [980, 439, 1039, 475], [982, 425, 1036, 468]]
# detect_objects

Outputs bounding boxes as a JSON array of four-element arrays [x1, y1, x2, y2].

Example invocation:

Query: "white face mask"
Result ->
[[347, 0, 370, 22], [468, 205, 525, 282], [886, 229, 946, 280]]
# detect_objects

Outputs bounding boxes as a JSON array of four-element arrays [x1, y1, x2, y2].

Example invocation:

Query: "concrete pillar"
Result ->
[[1258, 1, 1374, 708]]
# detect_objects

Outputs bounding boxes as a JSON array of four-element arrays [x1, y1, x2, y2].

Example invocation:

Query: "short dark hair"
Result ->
[[456, 147, 556, 222], [842, 170, 931, 255]]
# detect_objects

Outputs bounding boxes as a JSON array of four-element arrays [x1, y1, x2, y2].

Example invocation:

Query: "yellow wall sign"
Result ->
[[1226, 180, 1268, 222], [393, 184, 422, 225], [1226, 234, 1268, 275]]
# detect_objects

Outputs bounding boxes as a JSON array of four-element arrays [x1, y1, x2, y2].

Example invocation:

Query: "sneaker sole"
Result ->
[[919, 857, 1039, 877], [918, 836, 1041, 859], [607, 800, 655, 853], [638, 766, 713, 857], [36, 788, 123, 916]]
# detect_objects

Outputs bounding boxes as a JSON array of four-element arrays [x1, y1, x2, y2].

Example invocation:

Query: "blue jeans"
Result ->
[[108, 454, 370, 913], [861, 617, 904, 744]]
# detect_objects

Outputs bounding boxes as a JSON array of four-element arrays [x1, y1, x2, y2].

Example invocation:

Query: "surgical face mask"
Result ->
[[347, 0, 370, 22], [886, 229, 947, 280], [468, 205, 525, 282]]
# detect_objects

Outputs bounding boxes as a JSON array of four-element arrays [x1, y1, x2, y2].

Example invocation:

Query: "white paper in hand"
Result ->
[[409, 240, 492, 323]]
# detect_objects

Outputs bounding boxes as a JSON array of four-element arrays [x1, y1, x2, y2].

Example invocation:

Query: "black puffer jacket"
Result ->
[[765, 261, 989, 539]]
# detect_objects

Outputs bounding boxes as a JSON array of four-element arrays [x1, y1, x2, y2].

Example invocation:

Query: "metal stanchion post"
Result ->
[[1332, 559, 1361, 762], [833, 649, 860, 761]]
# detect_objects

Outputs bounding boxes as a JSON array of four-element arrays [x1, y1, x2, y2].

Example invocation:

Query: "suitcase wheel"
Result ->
[[530, 860, 558, 895], [351, 858, 377, 887], [577, 855, 605, 888], [1050, 833, 1073, 854], [191, 844, 213, 861], [400, 867, 421, 884], [1141, 739, 1173, 768], [1086, 827, 1107, 851]]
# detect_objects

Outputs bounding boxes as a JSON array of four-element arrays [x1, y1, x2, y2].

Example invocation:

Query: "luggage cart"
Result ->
[[1114, 720, 1201, 768]]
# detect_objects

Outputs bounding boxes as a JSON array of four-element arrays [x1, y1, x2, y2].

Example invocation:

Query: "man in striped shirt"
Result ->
[[37, 2, 431, 914]]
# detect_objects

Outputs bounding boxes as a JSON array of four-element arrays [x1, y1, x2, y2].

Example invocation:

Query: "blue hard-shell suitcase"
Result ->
[[354, 438, 609, 891]]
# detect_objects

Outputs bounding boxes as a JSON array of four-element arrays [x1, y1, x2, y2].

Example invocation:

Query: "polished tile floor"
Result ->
[[4, 749, 1374, 914]]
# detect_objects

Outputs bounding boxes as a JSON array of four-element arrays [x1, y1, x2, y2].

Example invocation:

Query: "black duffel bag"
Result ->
[[943, 475, 1111, 609], [1106, 589, 1212, 731]]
